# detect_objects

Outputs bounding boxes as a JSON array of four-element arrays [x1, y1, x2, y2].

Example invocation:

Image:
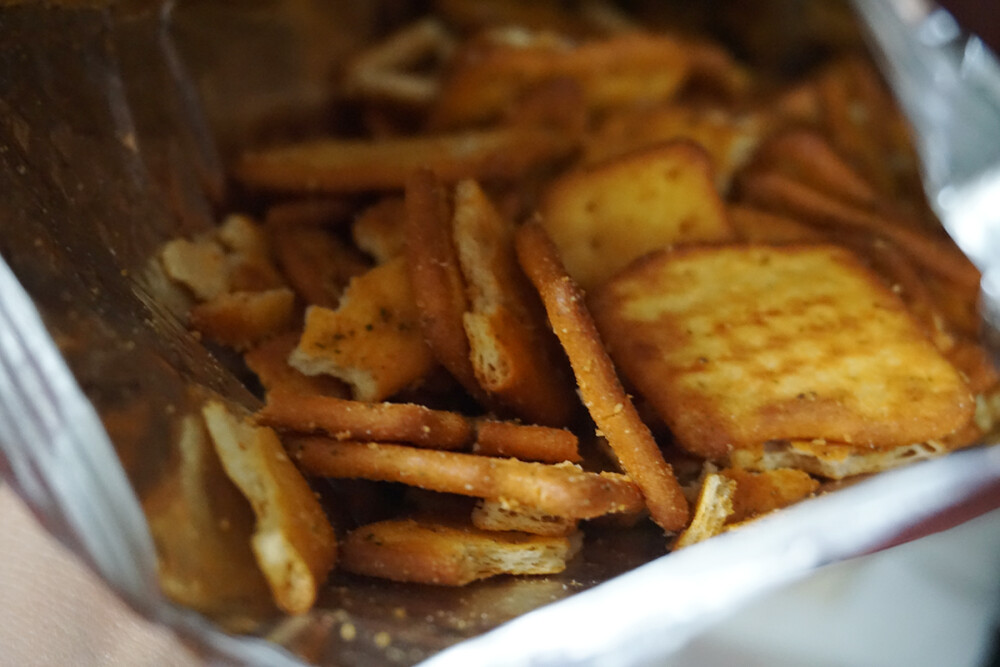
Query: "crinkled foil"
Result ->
[[1, 1, 999, 666]]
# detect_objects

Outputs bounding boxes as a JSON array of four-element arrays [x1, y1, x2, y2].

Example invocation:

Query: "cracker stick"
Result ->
[[739, 171, 980, 290], [291, 438, 645, 520], [514, 222, 689, 532], [257, 391, 473, 450], [339, 519, 581, 586], [235, 127, 576, 193], [473, 420, 580, 464]]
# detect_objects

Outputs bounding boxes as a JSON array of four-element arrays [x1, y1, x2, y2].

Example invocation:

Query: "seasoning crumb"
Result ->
[[374, 631, 392, 648], [339, 623, 357, 642]]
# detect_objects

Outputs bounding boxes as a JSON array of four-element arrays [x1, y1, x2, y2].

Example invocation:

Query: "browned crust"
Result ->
[[514, 222, 689, 532], [244, 334, 351, 399], [291, 437, 645, 519]]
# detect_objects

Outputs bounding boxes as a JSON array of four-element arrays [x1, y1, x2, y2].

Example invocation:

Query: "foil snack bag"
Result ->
[[1, 1, 999, 665]]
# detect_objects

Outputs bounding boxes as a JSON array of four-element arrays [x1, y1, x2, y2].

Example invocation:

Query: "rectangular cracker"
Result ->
[[589, 244, 974, 459]]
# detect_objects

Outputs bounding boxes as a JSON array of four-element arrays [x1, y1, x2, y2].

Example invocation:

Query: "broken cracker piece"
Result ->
[[189, 288, 295, 350], [671, 473, 735, 550], [340, 519, 581, 586], [201, 401, 337, 614], [289, 256, 435, 401]]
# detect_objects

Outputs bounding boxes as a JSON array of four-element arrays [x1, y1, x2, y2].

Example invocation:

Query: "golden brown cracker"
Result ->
[[202, 401, 337, 614], [590, 244, 975, 459], [538, 141, 734, 290], [339, 519, 581, 586], [452, 178, 578, 425], [289, 257, 435, 401]]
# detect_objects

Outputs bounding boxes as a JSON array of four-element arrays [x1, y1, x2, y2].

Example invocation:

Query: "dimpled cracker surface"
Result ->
[[589, 244, 974, 460]]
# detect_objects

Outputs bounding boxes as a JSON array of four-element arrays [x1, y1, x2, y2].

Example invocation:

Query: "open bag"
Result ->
[[2, 1, 1000, 665]]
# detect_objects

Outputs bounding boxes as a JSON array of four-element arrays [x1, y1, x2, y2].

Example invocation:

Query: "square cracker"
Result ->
[[589, 244, 974, 460]]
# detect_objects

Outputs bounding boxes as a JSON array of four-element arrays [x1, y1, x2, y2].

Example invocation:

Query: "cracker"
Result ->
[[234, 127, 576, 193], [719, 467, 819, 523], [514, 222, 689, 532], [244, 333, 351, 399], [671, 473, 735, 550], [291, 437, 645, 519], [189, 288, 296, 350], [257, 391, 474, 450], [471, 499, 578, 536], [289, 256, 435, 401], [590, 244, 975, 459], [473, 420, 580, 464], [452, 178, 577, 425], [728, 439, 951, 480], [339, 519, 582, 586], [404, 169, 491, 405], [538, 141, 734, 290], [352, 196, 406, 263], [268, 224, 370, 308], [429, 31, 689, 128], [202, 401, 337, 614]]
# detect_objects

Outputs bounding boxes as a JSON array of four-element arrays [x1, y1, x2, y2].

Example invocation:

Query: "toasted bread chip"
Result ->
[[514, 222, 689, 532], [340, 519, 582, 585], [671, 473, 735, 550], [473, 420, 580, 463], [590, 244, 975, 459], [729, 439, 951, 480], [738, 171, 980, 290], [235, 127, 576, 193], [539, 141, 734, 290], [290, 257, 436, 401], [292, 438, 645, 519], [244, 333, 351, 399], [404, 170, 491, 405], [342, 18, 455, 106], [352, 196, 407, 263], [189, 288, 296, 350], [160, 216, 285, 303], [429, 31, 689, 128], [202, 401, 337, 614], [471, 499, 578, 536], [583, 105, 762, 191], [269, 224, 370, 308], [258, 391, 473, 450], [453, 179, 578, 425], [215, 214, 287, 293], [727, 204, 826, 244], [719, 467, 819, 523], [160, 237, 229, 301]]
